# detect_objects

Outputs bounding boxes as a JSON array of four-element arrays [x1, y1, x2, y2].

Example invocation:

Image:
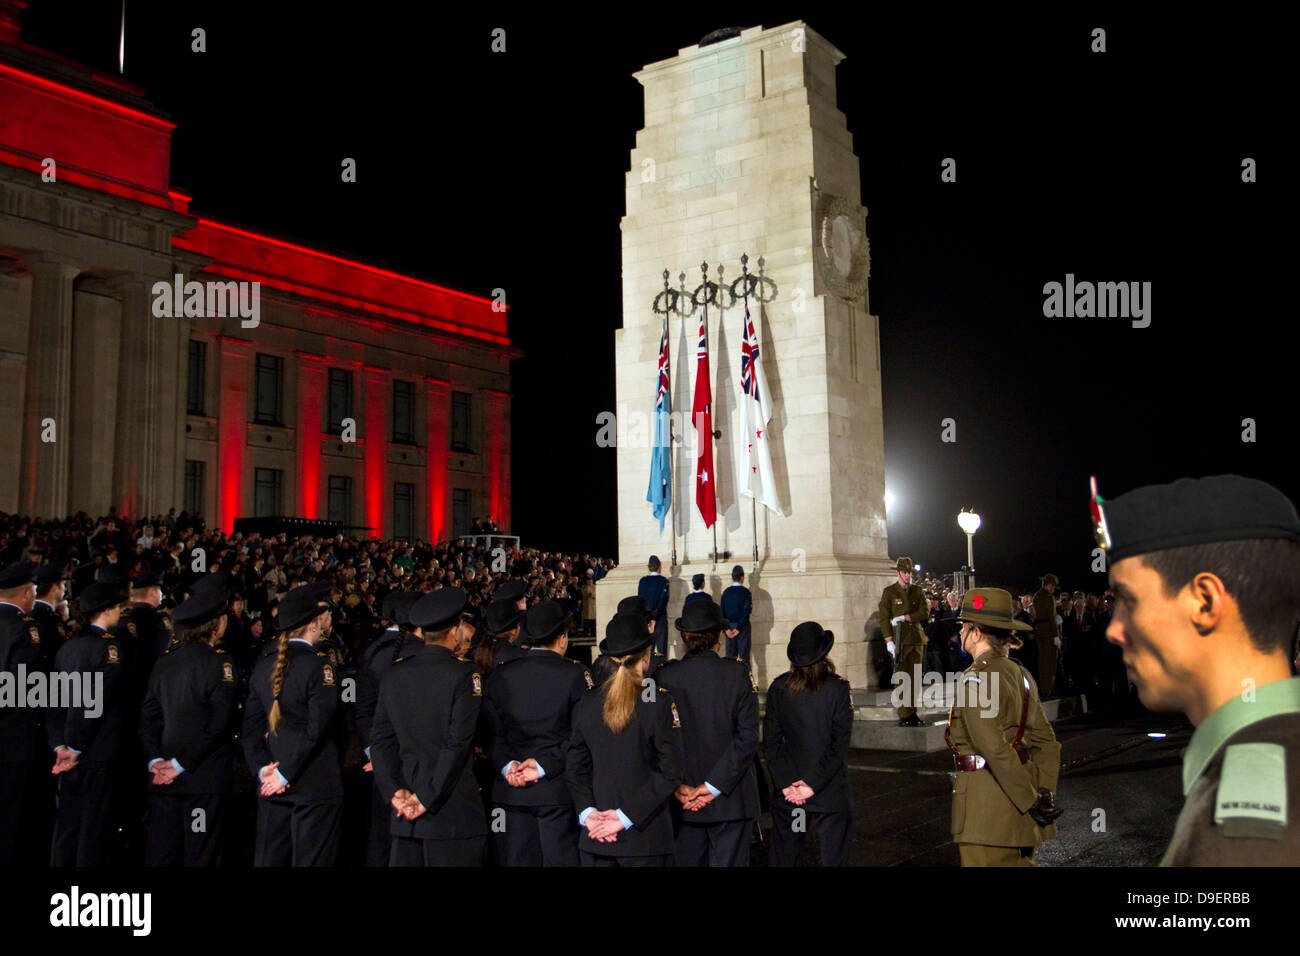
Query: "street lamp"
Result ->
[[957, 509, 981, 589]]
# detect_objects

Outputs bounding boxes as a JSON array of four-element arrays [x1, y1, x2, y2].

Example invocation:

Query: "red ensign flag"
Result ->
[[693, 307, 716, 527]]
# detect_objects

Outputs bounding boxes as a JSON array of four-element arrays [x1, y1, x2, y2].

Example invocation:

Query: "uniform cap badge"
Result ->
[[471, 672, 483, 697]]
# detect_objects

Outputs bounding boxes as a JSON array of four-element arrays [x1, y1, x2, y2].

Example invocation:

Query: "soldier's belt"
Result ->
[[953, 754, 987, 772]]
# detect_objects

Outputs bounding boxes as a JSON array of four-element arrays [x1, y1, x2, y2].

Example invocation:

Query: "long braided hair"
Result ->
[[269, 614, 319, 734]]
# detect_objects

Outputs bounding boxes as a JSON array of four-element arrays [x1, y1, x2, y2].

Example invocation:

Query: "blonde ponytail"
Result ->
[[602, 649, 648, 734], [268, 629, 293, 734]]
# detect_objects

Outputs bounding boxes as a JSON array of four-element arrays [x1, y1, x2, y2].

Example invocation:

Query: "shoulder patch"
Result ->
[[105, 642, 120, 664], [221, 659, 235, 683], [583, 670, 594, 690], [126, 620, 137, 637], [28, 626, 40, 645], [670, 700, 681, 728], [321, 664, 335, 686], [1214, 742, 1287, 838], [471, 672, 482, 696]]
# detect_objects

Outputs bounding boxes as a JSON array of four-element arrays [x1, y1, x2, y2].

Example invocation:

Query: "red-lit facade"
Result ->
[[0, 13, 515, 539]]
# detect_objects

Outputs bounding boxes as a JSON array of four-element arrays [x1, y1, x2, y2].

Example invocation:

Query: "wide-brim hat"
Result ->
[[172, 589, 228, 629], [958, 587, 1033, 632], [617, 595, 650, 619], [77, 580, 126, 615], [788, 621, 834, 667], [484, 598, 524, 636], [494, 579, 527, 605], [675, 599, 730, 634], [895, 557, 914, 572], [523, 600, 569, 643], [1041, 573, 1059, 586], [410, 587, 467, 631], [276, 587, 330, 633], [381, 591, 419, 627], [0, 561, 38, 589], [604, 612, 653, 657]]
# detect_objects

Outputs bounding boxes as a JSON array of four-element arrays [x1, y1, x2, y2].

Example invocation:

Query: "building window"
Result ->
[[254, 467, 283, 517], [254, 354, 284, 425], [327, 368, 353, 434], [184, 460, 204, 516], [186, 341, 206, 415], [393, 380, 415, 443], [393, 482, 415, 541], [327, 475, 352, 525], [453, 488, 472, 538], [451, 391, 471, 452]]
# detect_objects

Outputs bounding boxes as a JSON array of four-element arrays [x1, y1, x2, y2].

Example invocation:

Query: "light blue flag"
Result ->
[[647, 315, 671, 531]]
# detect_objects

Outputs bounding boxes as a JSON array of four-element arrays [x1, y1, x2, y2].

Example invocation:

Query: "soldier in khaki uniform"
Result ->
[[1093, 474, 1300, 865], [1031, 574, 1061, 696], [879, 557, 928, 726], [948, 587, 1062, 866]]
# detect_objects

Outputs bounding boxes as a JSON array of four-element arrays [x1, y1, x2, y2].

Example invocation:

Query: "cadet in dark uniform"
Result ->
[[356, 590, 419, 867], [683, 573, 709, 611], [31, 562, 69, 670], [947, 588, 1062, 866], [481, 600, 592, 866], [49, 580, 129, 867], [879, 557, 928, 726], [720, 565, 753, 665], [371, 588, 487, 866], [242, 587, 344, 866], [763, 621, 854, 866], [0, 562, 47, 866], [1032, 574, 1061, 696], [493, 578, 528, 612], [472, 597, 528, 676], [657, 599, 760, 866], [139, 588, 238, 866], [1093, 474, 1300, 865], [565, 613, 684, 866], [637, 555, 671, 659]]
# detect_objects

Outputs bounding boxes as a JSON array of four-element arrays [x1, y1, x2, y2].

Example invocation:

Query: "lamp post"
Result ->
[[957, 510, 981, 589]]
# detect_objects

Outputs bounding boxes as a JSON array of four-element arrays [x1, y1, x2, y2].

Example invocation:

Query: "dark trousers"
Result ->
[[494, 804, 580, 867], [366, 777, 392, 867], [768, 806, 851, 867], [580, 850, 672, 867], [675, 819, 751, 867], [253, 795, 342, 867], [725, 625, 752, 666], [389, 834, 485, 867], [0, 760, 51, 867], [653, 615, 668, 656], [144, 791, 227, 867], [51, 761, 117, 867]]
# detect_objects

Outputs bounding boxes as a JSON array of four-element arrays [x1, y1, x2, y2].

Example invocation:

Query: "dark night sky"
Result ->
[[21, 3, 1288, 592]]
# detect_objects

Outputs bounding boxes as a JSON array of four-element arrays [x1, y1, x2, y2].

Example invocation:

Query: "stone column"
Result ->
[[296, 352, 326, 519], [425, 377, 449, 545], [111, 276, 159, 518], [482, 388, 510, 532], [216, 336, 252, 532], [362, 365, 390, 538], [19, 257, 79, 519]]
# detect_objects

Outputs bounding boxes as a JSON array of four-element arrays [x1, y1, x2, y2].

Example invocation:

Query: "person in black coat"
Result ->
[[355, 590, 419, 867], [656, 599, 760, 866], [481, 600, 593, 866], [242, 587, 344, 867], [637, 555, 671, 658], [49, 580, 130, 867], [763, 621, 855, 866], [370, 588, 487, 866], [138, 588, 238, 866], [720, 565, 753, 665], [0, 562, 48, 866], [471, 597, 528, 677], [30, 561, 69, 670], [565, 612, 684, 866]]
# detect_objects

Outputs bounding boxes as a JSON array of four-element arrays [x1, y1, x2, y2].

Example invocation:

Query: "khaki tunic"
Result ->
[[949, 650, 1061, 849], [1163, 677, 1300, 866], [878, 582, 927, 647]]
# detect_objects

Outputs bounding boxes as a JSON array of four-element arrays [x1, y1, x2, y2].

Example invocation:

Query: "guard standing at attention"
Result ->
[[947, 588, 1062, 866], [138, 587, 239, 866], [49, 580, 129, 867], [763, 621, 854, 866], [370, 588, 487, 866], [566, 613, 684, 866], [879, 557, 929, 726], [1032, 574, 1061, 696], [1093, 474, 1300, 865], [638, 555, 671, 660], [657, 599, 760, 866], [242, 587, 344, 866], [31, 562, 69, 670], [720, 565, 753, 666], [481, 600, 592, 866], [0, 561, 46, 866]]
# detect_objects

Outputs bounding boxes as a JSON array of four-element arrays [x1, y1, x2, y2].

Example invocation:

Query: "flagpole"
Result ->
[[699, 261, 720, 567], [741, 253, 760, 565], [668, 296, 678, 571]]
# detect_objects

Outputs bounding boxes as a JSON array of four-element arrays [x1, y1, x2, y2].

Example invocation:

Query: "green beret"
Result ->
[[1101, 475, 1300, 563]]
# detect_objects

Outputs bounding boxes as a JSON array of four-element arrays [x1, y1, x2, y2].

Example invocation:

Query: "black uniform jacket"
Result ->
[[355, 627, 409, 753], [242, 640, 343, 800], [0, 603, 44, 762], [763, 672, 854, 814], [139, 642, 238, 794], [482, 649, 593, 808], [370, 643, 487, 840], [565, 683, 684, 856], [30, 599, 65, 670], [655, 651, 760, 823], [47, 625, 126, 762]]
